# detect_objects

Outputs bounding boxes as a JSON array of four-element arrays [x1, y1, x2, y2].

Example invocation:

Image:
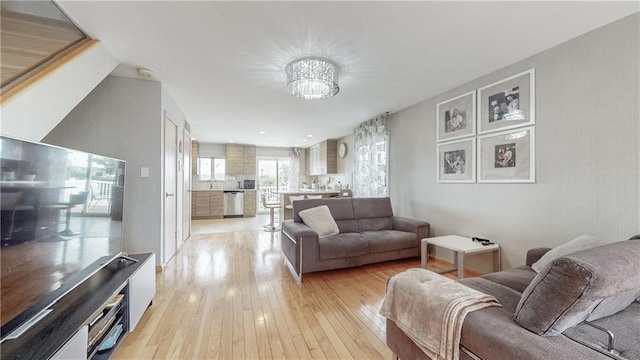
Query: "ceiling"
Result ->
[[56, 1, 638, 148]]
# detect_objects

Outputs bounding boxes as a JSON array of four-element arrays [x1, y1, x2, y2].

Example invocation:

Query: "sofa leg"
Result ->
[[283, 257, 302, 284], [391, 353, 398, 360]]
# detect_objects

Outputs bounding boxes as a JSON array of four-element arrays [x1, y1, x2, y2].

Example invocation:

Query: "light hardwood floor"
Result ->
[[114, 217, 458, 359]]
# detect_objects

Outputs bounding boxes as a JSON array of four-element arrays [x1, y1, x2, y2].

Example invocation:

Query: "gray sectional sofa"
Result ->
[[281, 197, 430, 282], [386, 236, 640, 360]]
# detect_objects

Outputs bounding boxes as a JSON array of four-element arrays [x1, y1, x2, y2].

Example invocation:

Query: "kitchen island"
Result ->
[[274, 190, 340, 221]]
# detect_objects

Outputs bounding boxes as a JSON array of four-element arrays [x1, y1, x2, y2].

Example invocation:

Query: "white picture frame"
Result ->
[[436, 90, 476, 142], [477, 126, 535, 183], [478, 69, 535, 134], [437, 137, 476, 183]]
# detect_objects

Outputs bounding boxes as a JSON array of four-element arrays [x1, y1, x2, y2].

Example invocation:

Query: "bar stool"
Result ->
[[44, 191, 89, 238], [1, 192, 35, 244], [261, 194, 281, 232]]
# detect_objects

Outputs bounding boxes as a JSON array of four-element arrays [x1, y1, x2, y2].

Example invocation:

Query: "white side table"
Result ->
[[421, 235, 501, 278]]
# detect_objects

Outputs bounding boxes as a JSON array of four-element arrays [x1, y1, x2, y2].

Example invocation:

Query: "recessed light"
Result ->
[[259, 131, 266, 134], [294, 144, 299, 147], [229, 140, 235, 143], [307, 134, 313, 137], [302, 139, 308, 142]]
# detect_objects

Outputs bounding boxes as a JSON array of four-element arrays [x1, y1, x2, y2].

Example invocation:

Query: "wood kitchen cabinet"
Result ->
[[226, 144, 244, 175], [243, 145, 256, 175], [192, 191, 223, 219], [226, 144, 256, 175], [309, 139, 337, 175], [243, 190, 256, 217]]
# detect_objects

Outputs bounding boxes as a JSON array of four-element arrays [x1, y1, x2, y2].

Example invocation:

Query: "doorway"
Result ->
[[163, 114, 178, 265], [257, 158, 289, 213]]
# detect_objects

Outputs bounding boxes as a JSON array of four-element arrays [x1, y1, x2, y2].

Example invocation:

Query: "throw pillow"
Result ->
[[515, 240, 640, 336], [531, 235, 608, 273], [298, 205, 339, 238]]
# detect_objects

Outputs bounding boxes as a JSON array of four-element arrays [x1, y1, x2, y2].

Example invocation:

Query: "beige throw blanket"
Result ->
[[380, 268, 501, 360]]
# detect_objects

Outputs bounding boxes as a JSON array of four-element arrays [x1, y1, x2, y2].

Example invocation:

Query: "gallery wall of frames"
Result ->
[[436, 68, 536, 183]]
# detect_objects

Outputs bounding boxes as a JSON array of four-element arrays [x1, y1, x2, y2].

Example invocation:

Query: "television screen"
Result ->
[[0, 136, 125, 339]]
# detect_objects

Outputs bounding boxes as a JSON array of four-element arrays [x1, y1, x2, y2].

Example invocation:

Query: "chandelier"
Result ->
[[285, 57, 340, 100]]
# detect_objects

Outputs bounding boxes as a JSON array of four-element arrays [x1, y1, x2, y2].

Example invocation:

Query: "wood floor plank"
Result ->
[[113, 222, 463, 360]]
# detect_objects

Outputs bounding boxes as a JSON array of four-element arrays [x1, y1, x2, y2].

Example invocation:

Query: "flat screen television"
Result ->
[[0, 136, 125, 341]]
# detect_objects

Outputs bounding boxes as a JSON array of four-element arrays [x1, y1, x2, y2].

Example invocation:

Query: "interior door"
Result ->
[[163, 114, 178, 265], [182, 129, 192, 243]]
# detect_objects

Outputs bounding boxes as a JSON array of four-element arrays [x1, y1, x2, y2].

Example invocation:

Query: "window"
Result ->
[[1, 1, 88, 89], [354, 115, 389, 197], [198, 158, 225, 181]]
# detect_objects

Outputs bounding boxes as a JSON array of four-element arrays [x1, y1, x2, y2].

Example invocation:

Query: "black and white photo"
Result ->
[[438, 138, 476, 183], [478, 69, 535, 134], [444, 150, 466, 174], [488, 87, 522, 122], [437, 91, 476, 142], [478, 127, 535, 183]]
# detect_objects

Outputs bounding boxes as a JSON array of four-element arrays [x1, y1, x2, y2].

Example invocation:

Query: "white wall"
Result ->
[[387, 14, 639, 269], [43, 76, 167, 266], [1, 42, 118, 141]]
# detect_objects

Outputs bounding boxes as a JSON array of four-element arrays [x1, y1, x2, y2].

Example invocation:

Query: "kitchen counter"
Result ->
[[191, 189, 255, 192], [273, 189, 340, 195]]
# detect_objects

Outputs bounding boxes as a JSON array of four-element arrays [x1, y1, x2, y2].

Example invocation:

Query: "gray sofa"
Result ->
[[386, 236, 640, 360], [281, 197, 430, 282]]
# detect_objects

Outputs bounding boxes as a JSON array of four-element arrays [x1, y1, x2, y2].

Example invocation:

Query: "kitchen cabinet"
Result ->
[[192, 191, 223, 219], [243, 145, 256, 175], [226, 144, 244, 175], [226, 144, 256, 175], [243, 190, 256, 217], [309, 139, 337, 175]]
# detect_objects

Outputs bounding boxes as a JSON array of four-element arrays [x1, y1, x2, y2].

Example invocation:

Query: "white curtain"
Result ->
[[289, 147, 301, 191], [354, 114, 389, 197]]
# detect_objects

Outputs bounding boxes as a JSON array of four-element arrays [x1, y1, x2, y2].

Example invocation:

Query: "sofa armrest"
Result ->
[[281, 220, 319, 280], [391, 216, 430, 239], [281, 220, 318, 238], [525, 247, 552, 266]]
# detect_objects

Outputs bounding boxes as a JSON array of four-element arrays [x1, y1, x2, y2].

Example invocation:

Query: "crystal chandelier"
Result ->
[[285, 57, 340, 100]]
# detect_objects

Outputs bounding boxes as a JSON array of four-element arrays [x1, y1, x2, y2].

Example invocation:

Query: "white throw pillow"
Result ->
[[531, 235, 608, 273], [298, 205, 339, 238]]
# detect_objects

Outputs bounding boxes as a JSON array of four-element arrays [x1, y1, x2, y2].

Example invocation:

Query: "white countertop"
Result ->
[[191, 189, 255, 192], [274, 190, 340, 194]]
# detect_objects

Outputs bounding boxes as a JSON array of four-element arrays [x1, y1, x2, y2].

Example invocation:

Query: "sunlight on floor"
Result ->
[[191, 213, 276, 234]]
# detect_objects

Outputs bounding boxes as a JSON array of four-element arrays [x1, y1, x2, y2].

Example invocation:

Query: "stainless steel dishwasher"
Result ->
[[223, 191, 244, 217]]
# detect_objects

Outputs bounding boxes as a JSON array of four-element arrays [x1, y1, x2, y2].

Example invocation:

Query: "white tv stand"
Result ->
[[2, 253, 156, 360]]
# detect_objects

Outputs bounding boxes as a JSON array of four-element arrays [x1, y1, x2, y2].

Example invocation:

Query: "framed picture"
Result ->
[[478, 69, 535, 134], [477, 126, 535, 183], [436, 90, 476, 142], [437, 138, 476, 183]]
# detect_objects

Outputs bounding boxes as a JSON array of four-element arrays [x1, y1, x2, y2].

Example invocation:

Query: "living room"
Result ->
[[1, 1, 639, 359]]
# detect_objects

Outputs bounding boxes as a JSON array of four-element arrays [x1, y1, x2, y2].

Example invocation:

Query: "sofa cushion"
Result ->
[[479, 265, 538, 294], [352, 197, 394, 219], [358, 218, 393, 231], [318, 233, 369, 260], [298, 205, 339, 238], [293, 198, 354, 221], [361, 230, 418, 253], [515, 240, 640, 336], [531, 235, 608, 273]]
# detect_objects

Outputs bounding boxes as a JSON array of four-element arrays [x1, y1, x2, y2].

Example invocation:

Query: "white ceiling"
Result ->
[[56, 1, 638, 148]]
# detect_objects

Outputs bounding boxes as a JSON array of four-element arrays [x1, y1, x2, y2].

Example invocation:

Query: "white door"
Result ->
[[163, 114, 178, 264], [182, 129, 192, 243]]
